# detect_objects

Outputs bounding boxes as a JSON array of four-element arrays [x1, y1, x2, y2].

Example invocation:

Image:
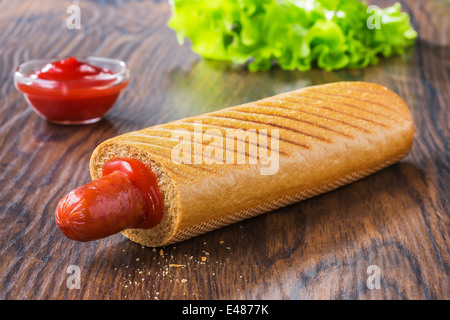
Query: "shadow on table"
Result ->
[[28, 116, 118, 145]]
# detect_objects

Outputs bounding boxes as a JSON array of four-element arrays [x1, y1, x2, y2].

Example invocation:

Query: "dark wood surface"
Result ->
[[0, 0, 448, 300]]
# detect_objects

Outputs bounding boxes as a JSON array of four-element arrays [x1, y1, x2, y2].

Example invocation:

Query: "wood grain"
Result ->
[[0, 0, 448, 300]]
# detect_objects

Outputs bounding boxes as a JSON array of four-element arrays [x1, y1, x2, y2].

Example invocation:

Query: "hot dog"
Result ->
[[55, 158, 163, 241], [55, 82, 415, 247]]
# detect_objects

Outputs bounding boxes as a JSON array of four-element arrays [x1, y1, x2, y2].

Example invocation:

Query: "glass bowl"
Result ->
[[14, 56, 130, 125]]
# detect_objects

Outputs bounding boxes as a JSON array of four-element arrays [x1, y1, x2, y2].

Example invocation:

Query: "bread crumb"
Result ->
[[159, 249, 164, 256], [219, 240, 224, 244], [169, 264, 185, 268], [201, 256, 207, 262], [181, 279, 187, 284]]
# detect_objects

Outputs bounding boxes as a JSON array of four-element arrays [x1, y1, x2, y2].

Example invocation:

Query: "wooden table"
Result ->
[[0, 0, 448, 300]]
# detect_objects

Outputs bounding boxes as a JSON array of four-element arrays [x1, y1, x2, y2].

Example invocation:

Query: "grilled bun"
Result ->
[[89, 82, 414, 247]]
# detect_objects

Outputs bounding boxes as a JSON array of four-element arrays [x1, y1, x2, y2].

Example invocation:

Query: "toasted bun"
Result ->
[[89, 82, 414, 247]]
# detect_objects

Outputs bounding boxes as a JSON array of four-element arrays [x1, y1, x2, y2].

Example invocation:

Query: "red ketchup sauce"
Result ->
[[102, 158, 164, 229], [15, 57, 128, 124], [55, 158, 163, 242]]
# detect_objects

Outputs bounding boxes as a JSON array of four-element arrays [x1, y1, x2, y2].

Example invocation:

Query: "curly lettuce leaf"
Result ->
[[168, 0, 417, 71]]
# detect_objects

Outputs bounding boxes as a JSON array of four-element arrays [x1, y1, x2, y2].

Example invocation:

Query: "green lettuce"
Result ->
[[168, 0, 417, 71]]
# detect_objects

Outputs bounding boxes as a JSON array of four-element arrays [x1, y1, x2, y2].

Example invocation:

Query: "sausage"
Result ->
[[55, 159, 163, 242]]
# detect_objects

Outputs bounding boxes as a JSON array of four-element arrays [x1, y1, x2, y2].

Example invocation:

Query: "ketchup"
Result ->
[[102, 158, 164, 229], [55, 159, 163, 242], [15, 57, 129, 124]]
